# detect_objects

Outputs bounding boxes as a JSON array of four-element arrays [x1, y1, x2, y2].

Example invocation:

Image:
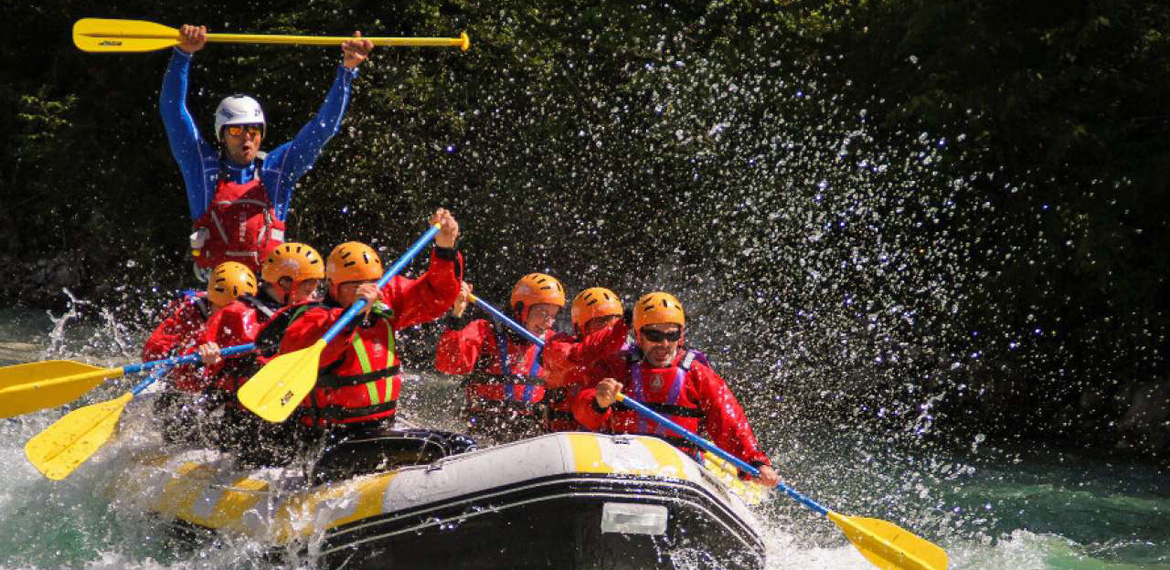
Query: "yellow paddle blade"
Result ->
[[0, 360, 120, 418], [237, 339, 325, 423], [828, 512, 948, 570], [73, 18, 181, 53], [25, 392, 133, 480]]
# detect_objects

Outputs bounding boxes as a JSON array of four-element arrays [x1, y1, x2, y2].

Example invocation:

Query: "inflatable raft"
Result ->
[[118, 431, 766, 569]]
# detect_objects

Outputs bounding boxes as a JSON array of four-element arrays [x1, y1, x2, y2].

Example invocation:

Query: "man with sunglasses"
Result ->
[[161, 23, 373, 280], [572, 292, 780, 487]]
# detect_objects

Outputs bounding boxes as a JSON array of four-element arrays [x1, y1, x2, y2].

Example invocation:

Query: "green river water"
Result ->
[[1, 308, 1167, 570]]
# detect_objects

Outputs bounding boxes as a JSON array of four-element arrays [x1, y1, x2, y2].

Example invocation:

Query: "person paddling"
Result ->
[[195, 242, 326, 401], [269, 209, 462, 435], [573, 292, 780, 487], [144, 261, 256, 442], [541, 287, 629, 432], [435, 273, 566, 441], [169, 244, 323, 450], [161, 24, 373, 279], [143, 262, 257, 384]]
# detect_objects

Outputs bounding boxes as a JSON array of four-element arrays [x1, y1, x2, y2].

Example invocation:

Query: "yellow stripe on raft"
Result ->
[[274, 472, 396, 543], [703, 453, 769, 506], [157, 463, 270, 533], [567, 433, 688, 480], [157, 463, 218, 520]]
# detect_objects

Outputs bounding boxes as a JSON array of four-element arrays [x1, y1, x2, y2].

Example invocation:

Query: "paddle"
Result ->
[[238, 224, 442, 423], [25, 364, 175, 480], [0, 344, 255, 419], [472, 294, 948, 570], [73, 18, 470, 53], [616, 395, 947, 570]]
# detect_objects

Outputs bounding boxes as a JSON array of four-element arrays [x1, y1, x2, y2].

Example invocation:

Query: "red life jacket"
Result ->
[[609, 350, 705, 452], [191, 168, 285, 273], [463, 323, 551, 417], [293, 304, 401, 427]]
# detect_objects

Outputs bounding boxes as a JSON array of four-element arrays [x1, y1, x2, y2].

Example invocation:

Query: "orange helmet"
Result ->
[[261, 242, 325, 285], [207, 262, 258, 307], [571, 287, 623, 333], [510, 273, 565, 319], [632, 292, 685, 331], [326, 242, 383, 297]]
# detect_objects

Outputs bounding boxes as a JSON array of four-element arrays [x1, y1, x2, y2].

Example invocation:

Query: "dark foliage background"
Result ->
[[3, 0, 1169, 459]]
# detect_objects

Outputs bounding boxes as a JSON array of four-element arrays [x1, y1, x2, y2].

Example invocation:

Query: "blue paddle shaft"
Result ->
[[471, 297, 546, 347], [619, 394, 827, 515], [321, 224, 442, 345], [122, 343, 255, 375], [617, 395, 757, 475], [130, 364, 172, 396]]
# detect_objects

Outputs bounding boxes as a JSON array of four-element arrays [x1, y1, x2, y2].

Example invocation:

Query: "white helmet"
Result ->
[[214, 94, 265, 141]]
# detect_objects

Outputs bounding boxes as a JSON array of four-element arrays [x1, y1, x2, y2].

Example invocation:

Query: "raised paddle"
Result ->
[[0, 344, 255, 419], [73, 18, 470, 53], [238, 224, 442, 423], [471, 294, 948, 570], [25, 364, 174, 480]]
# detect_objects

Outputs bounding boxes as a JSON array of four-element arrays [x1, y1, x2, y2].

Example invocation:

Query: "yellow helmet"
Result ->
[[632, 292, 685, 331], [207, 262, 258, 307], [510, 273, 565, 319], [326, 242, 383, 297], [261, 242, 325, 285], [571, 287, 623, 333]]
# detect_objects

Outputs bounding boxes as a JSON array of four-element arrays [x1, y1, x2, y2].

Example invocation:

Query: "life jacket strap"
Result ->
[[318, 365, 401, 388], [313, 399, 398, 421]]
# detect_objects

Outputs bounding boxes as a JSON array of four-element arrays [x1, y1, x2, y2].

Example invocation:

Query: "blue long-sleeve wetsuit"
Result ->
[[160, 48, 358, 222]]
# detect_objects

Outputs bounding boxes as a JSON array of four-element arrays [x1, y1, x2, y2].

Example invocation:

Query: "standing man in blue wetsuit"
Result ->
[[161, 24, 374, 280]]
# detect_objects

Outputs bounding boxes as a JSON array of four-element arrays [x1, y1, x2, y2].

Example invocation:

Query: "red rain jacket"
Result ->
[[142, 292, 213, 391], [540, 320, 629, 431], [436, 318, 557, 409], [199, 291, 286, 393], [573, 350, 771, 467]]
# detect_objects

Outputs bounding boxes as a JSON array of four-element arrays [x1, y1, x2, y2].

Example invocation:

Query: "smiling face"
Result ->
[[637, 323, 684, 367], [222, 124, 263, 165], [524, 303, 560, 336]]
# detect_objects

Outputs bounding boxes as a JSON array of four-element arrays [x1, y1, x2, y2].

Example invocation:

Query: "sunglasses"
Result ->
[[641, 328, 682, 342], [225, 124, 263, 137]]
